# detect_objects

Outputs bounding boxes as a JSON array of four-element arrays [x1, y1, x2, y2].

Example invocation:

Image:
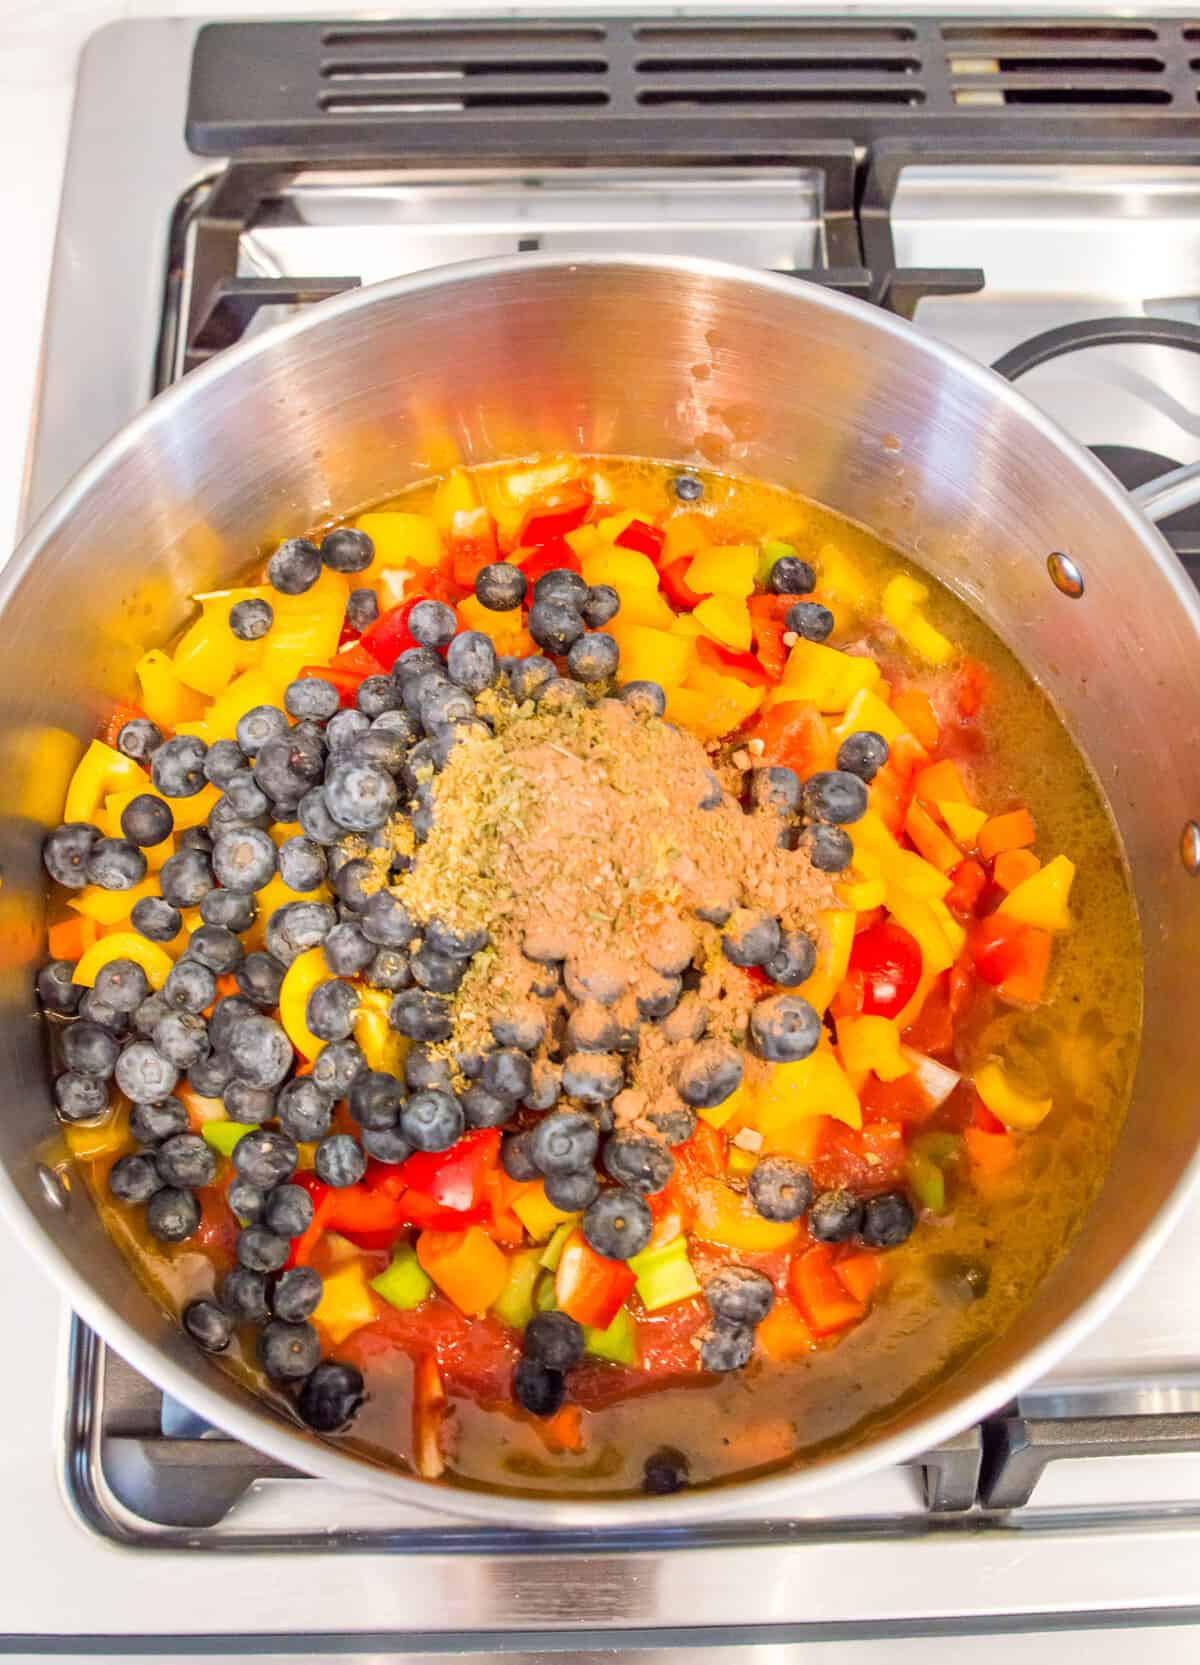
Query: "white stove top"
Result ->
[[10, 5, 1200, 1653]]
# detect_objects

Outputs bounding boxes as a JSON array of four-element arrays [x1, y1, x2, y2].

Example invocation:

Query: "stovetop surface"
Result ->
[[13, 5, 1200, 1649]]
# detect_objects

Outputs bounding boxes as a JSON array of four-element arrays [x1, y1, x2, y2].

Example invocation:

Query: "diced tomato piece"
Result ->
[[970, 912, 1031, 986], [860, 1070, 936, 1126], [748, 700, 833, 776], [946, 857, 987, 921], [614, 518, 666, 561], [790, 1244, 865, 1336], [518, 479, 593, 546], [659, 556, 706, 611], [342, 1300, 522, 1404], [848, 921, 922, 1020], [811, 1119, 907, 1192], [514, 537, 582, 587], [899, 973, 954, 1058]]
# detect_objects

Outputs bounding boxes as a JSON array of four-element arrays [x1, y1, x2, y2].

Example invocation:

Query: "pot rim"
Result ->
[[8, 250, 1200, 1527]]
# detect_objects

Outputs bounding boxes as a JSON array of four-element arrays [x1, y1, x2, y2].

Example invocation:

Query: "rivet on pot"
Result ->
[[36, 1163, 69, 1213], [1181, 820, 1200, 877], [1047, 552, 1085, 598]]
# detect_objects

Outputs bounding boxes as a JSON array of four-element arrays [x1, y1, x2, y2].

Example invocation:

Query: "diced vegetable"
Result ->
[[847, 920, 922, 1021], [554, 1230, 637, 1328], [789, 1244, 866, 1336], [900, 1047, 961, 1108], [416, 1226, 510, 1317], [938, 800, 988, 847], [73, 933, 175, 990], [777, 639, 881, 712], [312, 1259, 379, 1345], [978, 808, 1036, 861], [882, 575, 955, 665], [997, 854, 1075, 932], [757, 1300, 816, 1360], [583, 1303, 638, 1366], [64, 741, 147, 825], [994, 848, 1041, 892], [692, 593, 753, 653], [539, 1217, 580, 1272], [686, 544, 757, 598], [491, 1248, 543, 1330], [201, 1120, 254, 1157], [371, 1243, 435, 1312], [512, 1181, 575, 1243], [627, 1234, 701, 1312], [974, 1060, 1053, 1131], [278, 946, 330, 1061], [836, 1014, 912, 1082]]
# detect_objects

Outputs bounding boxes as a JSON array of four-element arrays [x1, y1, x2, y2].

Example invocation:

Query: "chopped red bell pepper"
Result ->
[[970, 912, 1036, 987], [300, 659, 372, 707], [287, 1174, 414, 1263], [554, 1230, 637, 1329], [694, 637, 773, 687], [102, 702, 150, 749], [946, 857, 988, 920], [972, 1094, 1008, 1136], [659, 556, 707, 612], [394, 1129, 501, 1214], [848, 921, 923, 1020], [518, 479, 593, 546], [747, 594, 791, 681], [359, 599, 420, 670], [748, 700, 830, 776], [513, 537, 582, 587], [448, 507, 500, 590], [614, 518, 666, 561]]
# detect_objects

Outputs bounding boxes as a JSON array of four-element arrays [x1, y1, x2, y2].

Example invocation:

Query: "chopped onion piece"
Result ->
[[900, 1047, 961, 1108]]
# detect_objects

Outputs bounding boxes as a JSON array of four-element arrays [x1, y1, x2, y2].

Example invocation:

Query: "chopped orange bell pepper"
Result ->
[[964, 1125, 1018, 1189], [994, 848, 1041, 892], [416, 1226, 509, 1317], [913, 759, 971, 808], [978, 808, 1036, 861], [789, 1244, 866, 1336], [904, 800, 964, 874], [48, 915, 99, 961], [836, 1250, 882, 1305], [757, 1300, 816, 1361], [890, 687, 940, 750]]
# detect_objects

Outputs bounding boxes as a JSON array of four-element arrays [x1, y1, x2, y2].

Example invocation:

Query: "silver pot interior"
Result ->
[[3, 255, 1200, 1523]]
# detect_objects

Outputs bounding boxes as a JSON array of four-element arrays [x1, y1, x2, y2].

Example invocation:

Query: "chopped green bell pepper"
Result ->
[[490, 1248, 542, 1331], [539, 1218, 577, 1273], [533, 1271, 558, 1313], [908, 1132, 959, 1214], [628, 1233, 701, 1312], [370, 1243, 433, 1311], [756, 538, 796, 587], [201, 1120, 256, 1157], [584, 1303, 637, 1366]]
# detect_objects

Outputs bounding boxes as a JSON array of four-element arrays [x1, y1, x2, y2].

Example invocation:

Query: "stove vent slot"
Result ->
[[319, 25, 610, 114], [633, 24, 924, 109], [941, 22, 1170, 108]]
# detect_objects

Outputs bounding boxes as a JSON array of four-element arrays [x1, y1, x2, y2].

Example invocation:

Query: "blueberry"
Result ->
[[271, 1265, 323, 1323], [310, 1037, 365, 1099], [371, 707, 418, 744], [325, 710, 370, 758], [809, 1189, 864, 1243], [146, 1187, 201, 1242], [228, 1015, 294, 1090], [646, 1103, 697, 1145], [156, 1132, 217, 1189], [212, 828, 277, 893], [676, 1039, 743, 1109], [563, 958, 625, 1007], [700, 1322, 755, 1372], [252, 730, 325, 803], [704, 1266, 775, 1326], [129, 1099, 189, 1147], [159, 848, 214, 907], [259, 1317, 322, 1382], [323, 761, 397, 833], [285, 676, 340, 723], [525, 1060, 562, 1111], [861, 1191, 916, 1248], [490, 1004, 546, 1052], [749, 1154, 813, 1222], [659, 992, 707, 1045], [86, 838, 147, 891], [394, 645, 445, 685], [220, 1267, 270, 1321], [533, 569, 588, 608], [63, 1021, 119, 1078], [43, 822, 97, 889], [673, 474, 703, 501], [750, 994, 822, 1063], [561, 1052, 623, 1104], [366, 948, 412, 993], [581, 585, 620, 628], [411, 944, 464, 995], [344, 588, 380, 635], [508, 656, 556, 702], [837, 730, 890, 783], [802, 770, 869, 826], [512, 1358, 565, 1418], [54, 1071, 109, 1122], [567, 631, 619, 684], [265, 901, 337, 966], [402, 599, 453, 650], [206, 796, 260, 844], [37, 960, 83, 1016], [481, 1048, 533, 1106], [750, 766, 802, 816], [567, 1002, 619, 1054], [320, 526, 373, 573], [602, 1133, 674, 1196], [355, 676, 402, 719], [424, 917, 488, 959], [582, 1186, 652, 1260], [401, 669, 447, 722], [786, 601, 835, 643], [162, 958, 217, 1015], [304, 979, 358, 1044], [500, 1129, 541, 1182], [360, 892, 413, 949], [238, 1225, 291, 1275], [200, 888, 257, 934], [91, 959, 149, 1015], [546, 1168, 600, 1210], [321, 921, 372, 977], [315, 1132, 367, 1188], [722, 908, 782, 969], [419, 680, 474, 732], [768, 555, 817, 595], [229, 597, 273, 640], [120, 794, 173, 848], [108, 1152, 162, 1203], [525, 1310, 585, 1372], [224, 768, 271, 820], [333, 858, 373, 913], [187, 925, 244, 977], [259, 1186, 313, 1242], [267, 537, 321, 595], [401, 1089, 463, 1152], [459, 1083, 511, 1129], [528, 598, 584, 656], [207, 994, 260, 1054], [77, 990, 131, 1036], [474, 564, 527, 611], [274, 1077, 333, 1141], [297, 1359, 365, 1431], [183, 1299, 234, 1353], [389, 989, 452, 1042], [763, 930, 817, 988], [181, 828, 217, 855], [643, 1447, 689, 1494], [404, 1047, 452, 1093], [151, 736, 208, 798], [361, 1125, 413, 1163], [153, 1011, 210, 1069], [798, 822, 853, 873], [619, 680, 666, 718], [116, 718, 164, 763], [348, 1070, 403, 1132], [113, 1039, 178, 1101], [189, 1048, 235, 1097], [203, 739, 245, 789], [635, 974, 682, 1022], [446, 630, 497, 695]]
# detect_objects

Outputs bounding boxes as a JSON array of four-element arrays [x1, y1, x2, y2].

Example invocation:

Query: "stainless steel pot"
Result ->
[[4, 254, 1200, 1526]]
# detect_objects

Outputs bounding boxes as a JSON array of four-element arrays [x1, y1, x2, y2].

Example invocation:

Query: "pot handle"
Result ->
[[991, 317, 1200, 524]]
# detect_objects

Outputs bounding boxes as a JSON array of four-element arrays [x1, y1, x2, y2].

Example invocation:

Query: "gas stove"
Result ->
[[14, 8, 1200, 1654]]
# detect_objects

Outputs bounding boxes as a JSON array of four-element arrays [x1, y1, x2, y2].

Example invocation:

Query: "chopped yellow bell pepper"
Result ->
[[581, 546, 659, 592], [456, 593, 536, 658], [564, 523, 604, 559], [594, 508, 637, 542], [355, 511, 443, 575], [886, 891, 959, 977], [797, 907, 856, 1015], [432, 465, 482, 531], [611, 623, 694, 688], [64, 741, 148, 825], [882, 574, 955, 666], [696, 1078, 755, 1131], [754, 1046, 863, 1140], [278, 946, 330, 1061], [997, 854, 1075, 932], [259, 569, 348, 690], [853, 811, 953, 902], [68, 878, 158, 927], [355, 987, 409, 1075], [686, 544, 757, 599], [135, 650, 206, 728], [690, 1178, 802, 1252], [160, 783, 221, 833], [512, 1182, 575, 1243], [313, 1259, 379, 1345], [974, 1059, 1052, 1130], [833, 686, 907, 746], [692, 593, 752, 653], [938, 800, 988, 846], [73, 933, 175, 990], [836, 1015, 912, 1082], [815, 542, 873, 615], [172, 612, 238, 697], [777, 640, 881, 713], [836, 875, 887, 911], [615, 587, 678, 629]]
